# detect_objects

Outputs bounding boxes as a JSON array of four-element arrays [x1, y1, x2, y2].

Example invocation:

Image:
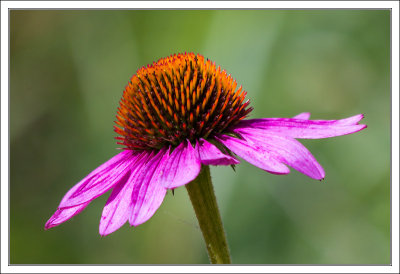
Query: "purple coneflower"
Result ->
[[46, 53, 366, 263]]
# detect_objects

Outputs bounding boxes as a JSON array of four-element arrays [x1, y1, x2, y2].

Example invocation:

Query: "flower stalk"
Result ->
[[185, 165, 231, 264]]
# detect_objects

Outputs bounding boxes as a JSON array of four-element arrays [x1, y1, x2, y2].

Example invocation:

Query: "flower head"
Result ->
[[45, 53, 366, 236], [115, 52, 252, 150]]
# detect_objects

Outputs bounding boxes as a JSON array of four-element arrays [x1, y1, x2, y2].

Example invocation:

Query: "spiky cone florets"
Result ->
[[115, 52, 253, 150]]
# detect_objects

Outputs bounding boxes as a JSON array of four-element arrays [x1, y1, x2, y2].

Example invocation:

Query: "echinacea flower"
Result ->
[[46, 53, 366, 241]]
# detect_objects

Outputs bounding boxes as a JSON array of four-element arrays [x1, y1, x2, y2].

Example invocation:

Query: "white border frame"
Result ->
[[1, 1, 399, 273]]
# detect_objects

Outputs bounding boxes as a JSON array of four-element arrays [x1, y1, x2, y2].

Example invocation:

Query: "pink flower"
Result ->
[[45, 53, 366, 236]]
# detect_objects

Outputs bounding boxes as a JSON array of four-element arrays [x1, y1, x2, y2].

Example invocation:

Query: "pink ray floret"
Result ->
[[237, 114, 366, 139], [46, 112, 366, 236]]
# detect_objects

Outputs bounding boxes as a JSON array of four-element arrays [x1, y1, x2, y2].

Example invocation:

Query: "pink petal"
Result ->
[[293, 112, 310, 120], [100, 149, 171, 234], [216, 135, 290, 175], [99, 152, 151, 236], [235, 127, 325, 180], [129, 149, 169, 226], [333, 114, 365, 125], [198, 138, 239, 165], [44, 202, 90, 230], [59, 150, 141, 208], [236, 114, 366, 139], [161, 141, 201, 189], [45, 151, 139, 230]]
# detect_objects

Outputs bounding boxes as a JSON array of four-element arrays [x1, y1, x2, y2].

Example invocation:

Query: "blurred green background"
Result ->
[[10, 10, 390, 264]]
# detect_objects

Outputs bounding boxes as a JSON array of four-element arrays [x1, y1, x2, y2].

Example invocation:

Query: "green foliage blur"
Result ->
[[10, 10, 390, 264]]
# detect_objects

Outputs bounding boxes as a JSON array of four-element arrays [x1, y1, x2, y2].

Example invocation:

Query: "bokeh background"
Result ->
[[10, 10, 390, 264]]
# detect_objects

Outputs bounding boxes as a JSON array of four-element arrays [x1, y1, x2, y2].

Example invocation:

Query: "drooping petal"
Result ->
[[44, 202, 90, 230], [59, 150, 141, 208], [99, 176, 132, 236], [45, 151, 140, 230], [129, 149, 169, 226], [198, 138, 239, 165], [216, 135, 290, 175], [235, 127, 325, 180], [293, 112, 310, 120], [100, 149, 172, 235], [99, 152, 150, 236], [332, 114, 365, 125], [161, 141, 201, 189], [236, 114, 366, 139]]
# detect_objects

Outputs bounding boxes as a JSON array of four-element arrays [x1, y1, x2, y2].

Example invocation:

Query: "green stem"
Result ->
[[185, 165, 231, 264]]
